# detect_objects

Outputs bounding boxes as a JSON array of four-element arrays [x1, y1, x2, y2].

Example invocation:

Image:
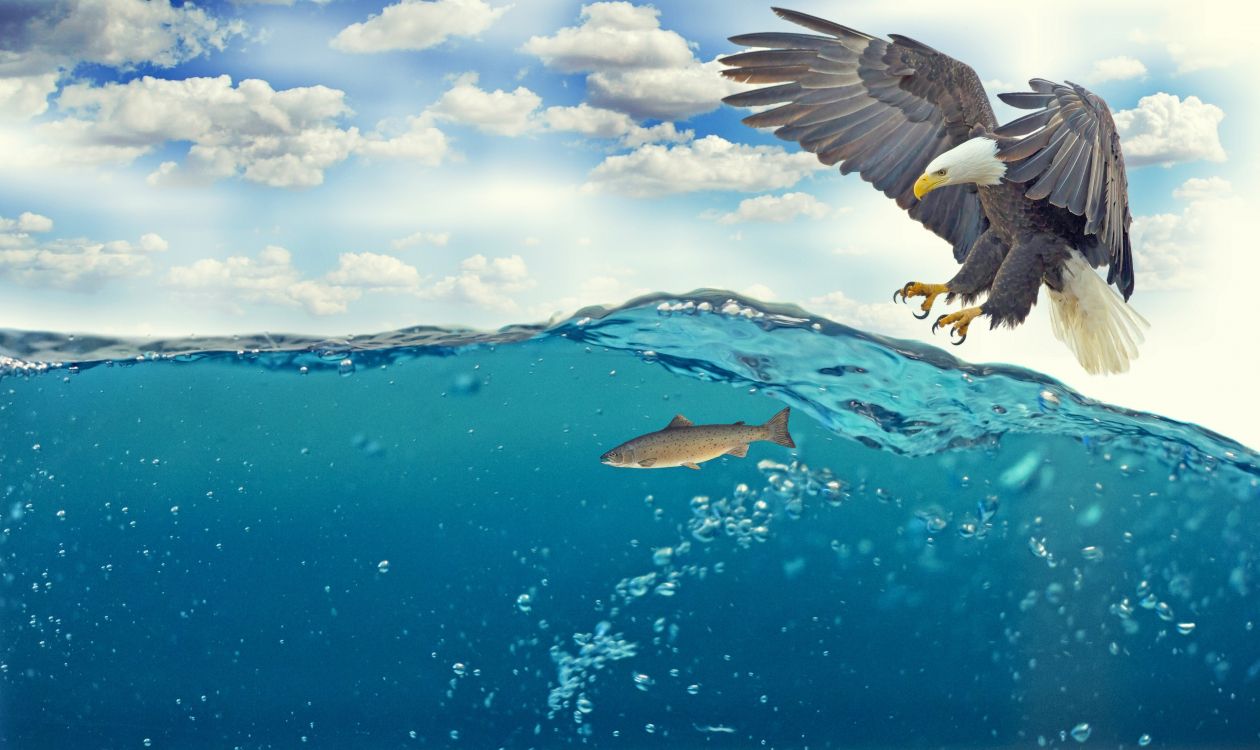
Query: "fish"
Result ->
[[600, 407, 795, 470]]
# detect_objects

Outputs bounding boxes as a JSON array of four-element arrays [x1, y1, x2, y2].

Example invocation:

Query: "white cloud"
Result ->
[[0, 211, 164, 290], [541, 103, 691, 146], [0, 0, 244, 82], [138, 232, 168, 252], [392, 231, 451, 250], [7, 212, 54, 233], [10, 75, 448, 186], [167, 245, 362, 316], [711, 192, 833, 225], [356, 115, 449, 164], [584, 135, 826, 197], [427, 74, 691, 145], [586, 57, 746, 121], [430, 74, 543, 136], [423, 253, 535, 311], [741, 283, 775, 301], [1088, 56, 1148, 82], [167, 246, 530, 316], [521, 2, 693, 72], [806, 290, 923, 339], [0, 73, 59, 119], [330, 0, 508, 54], [521, 2, 747, 119], [1131, 177, 1239, 292], [325, 252, 423, 289], [1114, 93, 1226, 167]]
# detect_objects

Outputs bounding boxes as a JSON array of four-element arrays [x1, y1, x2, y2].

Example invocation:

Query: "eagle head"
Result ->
[[914, 137, 1006, 199]]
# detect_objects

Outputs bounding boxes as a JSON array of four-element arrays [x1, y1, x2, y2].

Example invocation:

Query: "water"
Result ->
[[2, 291, 1258, 748]]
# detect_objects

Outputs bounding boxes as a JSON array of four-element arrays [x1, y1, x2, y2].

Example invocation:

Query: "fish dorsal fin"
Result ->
[[666, 414, 693, 429]]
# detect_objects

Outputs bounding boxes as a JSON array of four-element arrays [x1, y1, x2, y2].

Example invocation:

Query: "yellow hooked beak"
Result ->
[[913, 172, 947, 200]]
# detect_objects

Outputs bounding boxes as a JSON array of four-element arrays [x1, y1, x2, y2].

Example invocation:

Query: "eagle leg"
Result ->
[[932, 307, 985, 345], [894, 282, 951, 320]]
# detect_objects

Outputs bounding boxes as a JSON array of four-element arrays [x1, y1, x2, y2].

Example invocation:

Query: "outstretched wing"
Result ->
[[994, 80, 1134, 299], [719, 8, 995, 261]]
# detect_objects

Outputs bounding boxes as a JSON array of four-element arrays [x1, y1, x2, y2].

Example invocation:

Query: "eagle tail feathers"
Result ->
[[1046, 251, 1148, 375]]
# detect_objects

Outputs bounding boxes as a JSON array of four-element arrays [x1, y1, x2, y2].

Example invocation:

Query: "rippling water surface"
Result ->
[[2, 291, 1257, 748]]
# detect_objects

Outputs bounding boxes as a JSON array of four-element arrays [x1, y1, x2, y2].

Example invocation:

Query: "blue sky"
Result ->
[[0, 0, 1256, 445]]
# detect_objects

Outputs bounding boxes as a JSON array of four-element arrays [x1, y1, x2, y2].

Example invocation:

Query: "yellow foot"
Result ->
[[893, 281, 951, 320], [932, 307, 984, 346]]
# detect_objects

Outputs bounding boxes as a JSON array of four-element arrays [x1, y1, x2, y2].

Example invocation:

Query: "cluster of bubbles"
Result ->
[[545, 621, 638, 722], [656, 299, 764, 320], [0, 356, 54, 378], [547, 459, 847, 727], [1110, 578, 1195, 635]]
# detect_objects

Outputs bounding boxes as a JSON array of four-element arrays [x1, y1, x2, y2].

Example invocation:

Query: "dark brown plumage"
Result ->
[[720, 8, 1141, 373]]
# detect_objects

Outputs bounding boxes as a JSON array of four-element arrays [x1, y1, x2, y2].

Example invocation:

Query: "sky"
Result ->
[[0, 0, 1257, 447]]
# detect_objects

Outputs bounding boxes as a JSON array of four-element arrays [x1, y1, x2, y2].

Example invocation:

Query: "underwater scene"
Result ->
[[2, 291, 1258, 749]]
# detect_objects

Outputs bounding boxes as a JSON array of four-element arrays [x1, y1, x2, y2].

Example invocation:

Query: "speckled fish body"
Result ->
[[600, 407, 794, 470]]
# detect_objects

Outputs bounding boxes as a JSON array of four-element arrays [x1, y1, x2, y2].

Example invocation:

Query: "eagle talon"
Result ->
[[933, 307, 984, 345], [896, 282, 950, 319]]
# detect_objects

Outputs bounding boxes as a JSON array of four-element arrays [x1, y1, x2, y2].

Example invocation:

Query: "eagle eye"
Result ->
[[936, 169, 947, 176]]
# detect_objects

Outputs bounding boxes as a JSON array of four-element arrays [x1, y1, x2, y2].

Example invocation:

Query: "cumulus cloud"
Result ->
[[430, 73, 543, 136], [325, 251, 423, 289], [1088, 56, 1148, 82], [0, 73, 59, 119], [710, 192, 834, 225], [8, 75, 448, 186], [521, 2, 747, 119], [0, 210, 165, 290], [1131, 177, 1239, 292], [584, 135, 826, 197], [541, 103, 690, 147], [806, 290, 922, 338], [167, 245, 362, 316], [330, 0, 508, 53], [0, 0, 244, 84], [1114, 93, 1226, 167], [167, 245, 532, 316], [422, 253, 534, 311], [428, 74, 691, 145], [392, 231, 451, 250]]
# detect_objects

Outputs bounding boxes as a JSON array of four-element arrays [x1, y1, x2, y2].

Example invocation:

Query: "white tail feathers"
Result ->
[[1047, 251, 1149, 375]]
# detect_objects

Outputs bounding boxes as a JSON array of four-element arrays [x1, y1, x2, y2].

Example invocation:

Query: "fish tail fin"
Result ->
[[1047, 251, 1148, 375], [762, 407, 795, 448]]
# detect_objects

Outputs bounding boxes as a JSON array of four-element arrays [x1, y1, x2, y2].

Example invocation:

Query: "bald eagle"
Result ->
[[720, 8, 1147, 374]]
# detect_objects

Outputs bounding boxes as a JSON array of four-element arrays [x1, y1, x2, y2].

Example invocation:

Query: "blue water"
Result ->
[[2, 291, 1257, 749]]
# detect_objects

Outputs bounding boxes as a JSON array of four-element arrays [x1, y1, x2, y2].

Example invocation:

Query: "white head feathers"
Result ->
[[924, 137, 1007, 187]]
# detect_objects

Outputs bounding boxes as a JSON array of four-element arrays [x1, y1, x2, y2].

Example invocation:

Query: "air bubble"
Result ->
[[377, 560, 390, 573], [1070, 722, 1091, 742], [516, 593, 532, 612], [338, 358, 355, 376]]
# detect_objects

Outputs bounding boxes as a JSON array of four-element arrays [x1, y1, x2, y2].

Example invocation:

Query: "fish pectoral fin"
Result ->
[[666, 414, 694, 429], [637, 458, 657, 468], [726, 444, 749, 458], [681, 462, 701, 470]]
